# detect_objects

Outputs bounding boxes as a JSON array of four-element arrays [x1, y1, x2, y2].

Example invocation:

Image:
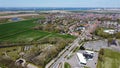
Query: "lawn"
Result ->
[[97, 49, 120, 68], [64, 62, 71, 68]]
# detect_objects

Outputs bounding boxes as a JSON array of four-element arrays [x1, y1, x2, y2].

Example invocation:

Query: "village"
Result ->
[[0, 10, 120, 68]]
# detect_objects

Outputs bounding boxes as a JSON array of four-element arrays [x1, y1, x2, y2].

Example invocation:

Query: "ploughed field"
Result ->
[[0, 18, 75, 43]]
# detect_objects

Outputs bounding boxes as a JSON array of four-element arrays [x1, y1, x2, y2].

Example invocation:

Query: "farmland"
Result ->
[[0, 18, 76, 43]]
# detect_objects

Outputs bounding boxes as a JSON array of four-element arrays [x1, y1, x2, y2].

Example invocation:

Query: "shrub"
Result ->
[[80, 46, 85, 50]]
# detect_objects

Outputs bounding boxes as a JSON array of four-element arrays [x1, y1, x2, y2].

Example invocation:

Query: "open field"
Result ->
[[1, 30, 51, 42], [0, 19, 39, 41], [0, 18, 76, 43], [97, 49, 120, 68]]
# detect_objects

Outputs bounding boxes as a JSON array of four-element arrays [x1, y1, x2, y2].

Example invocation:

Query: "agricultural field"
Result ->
[[0, 18, 76, 43], [0, 19, 39, 38], [97, 49, 120, 68]]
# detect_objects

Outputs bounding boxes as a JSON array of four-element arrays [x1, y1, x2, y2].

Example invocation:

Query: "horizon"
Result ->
[[0, 7, 120, 8]]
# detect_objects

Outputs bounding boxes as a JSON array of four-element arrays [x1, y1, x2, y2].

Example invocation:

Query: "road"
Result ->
[[46, 22, 97, 68], [49, 31, 87, 68]]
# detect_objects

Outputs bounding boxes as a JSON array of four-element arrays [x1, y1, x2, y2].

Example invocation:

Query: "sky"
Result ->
[[0, 0, 120, 8]]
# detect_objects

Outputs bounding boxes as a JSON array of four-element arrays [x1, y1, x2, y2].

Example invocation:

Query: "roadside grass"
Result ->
[[97, 49, 120, 68], [84, 66, 90, 68], [73, 42, 85, 52], [64, 62, 71, 68]]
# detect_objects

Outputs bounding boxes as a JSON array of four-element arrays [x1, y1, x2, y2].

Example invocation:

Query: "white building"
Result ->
[[104, 29, 115, 34], [77, 53, 86, 65], [85, 50, 94, 55]]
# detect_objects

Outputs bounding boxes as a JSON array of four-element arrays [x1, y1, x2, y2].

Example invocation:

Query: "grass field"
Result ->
[[64, 62, 71, 68], [97, 49, 120, 68], [0, 18, 76, 43], [48, 32, 76, 39], [0, 19, 39, 38], [1, 30, 50, 42]]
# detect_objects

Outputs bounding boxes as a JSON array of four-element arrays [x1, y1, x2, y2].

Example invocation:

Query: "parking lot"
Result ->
[[66, 40, 120, 68], [66, 50, 98, 68], [66, 53, 81, 68], [84, 40, 108, 51], [84, 52, 98, 68], [66, 40, 107, 68]]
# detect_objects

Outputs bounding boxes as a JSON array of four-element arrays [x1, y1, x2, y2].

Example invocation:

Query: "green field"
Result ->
[[97, 49, 120, 68], [1, 30, 51, 42], [64, 62, 71, 68], [0, 19, 39, 38], [0, 18, 76, 43]]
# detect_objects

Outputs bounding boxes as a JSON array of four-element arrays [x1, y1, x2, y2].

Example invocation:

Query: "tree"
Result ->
[[99, 49, 104, 55], [80, 46, 85, 50]]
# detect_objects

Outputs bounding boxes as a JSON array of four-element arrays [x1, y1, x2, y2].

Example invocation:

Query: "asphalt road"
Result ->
[[50, 31, 87, 68], [48, 23, 95, 68], [50, 38, 81, 68]]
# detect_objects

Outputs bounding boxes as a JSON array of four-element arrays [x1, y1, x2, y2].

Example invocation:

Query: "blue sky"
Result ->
[[0, 0, 120, 7]]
